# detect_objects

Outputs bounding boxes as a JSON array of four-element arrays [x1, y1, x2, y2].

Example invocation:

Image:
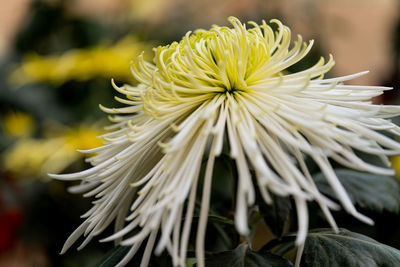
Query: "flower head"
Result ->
[[51, 17, 400, 266]]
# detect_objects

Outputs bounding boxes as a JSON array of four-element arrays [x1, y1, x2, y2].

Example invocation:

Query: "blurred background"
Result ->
[[1, 0, 400, 266]]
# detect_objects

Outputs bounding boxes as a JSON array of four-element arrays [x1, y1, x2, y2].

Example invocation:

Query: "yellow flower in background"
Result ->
[[4, 137, 67, 177], [50, 17, 400, 267], [64, 127, 104, 151], [2, 111, 35, 138], [9, 36, 151, 85], [3, 126, 103, 178]]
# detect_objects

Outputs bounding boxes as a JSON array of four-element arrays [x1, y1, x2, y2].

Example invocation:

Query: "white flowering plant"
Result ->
[[51, 17, 400, 266]]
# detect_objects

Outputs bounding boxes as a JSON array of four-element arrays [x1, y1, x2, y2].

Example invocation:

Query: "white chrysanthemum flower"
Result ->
[[51, 17, 400, 267]]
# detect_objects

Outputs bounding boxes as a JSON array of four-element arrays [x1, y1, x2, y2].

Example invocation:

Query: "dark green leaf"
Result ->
[[265, 228, 400, 267], [313, 169, 400, 212], [95, 245, 173, 267], [203, 244, 293, 267], [95, 246, 130, 267], [256, 191, 291, 237], [191, 214, 235, 226], [306, 228, 400, 267], [208, 214, 235, 226]]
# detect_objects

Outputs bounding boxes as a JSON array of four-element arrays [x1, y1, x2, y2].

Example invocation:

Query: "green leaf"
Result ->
[[203, 244, 293, 267], [95, 246, 130, 267], [95, 246, 173, 267], [313, 169, 400, 212], [265, 228, 400, 267], [95, 247, 172, 267], [256, 191, 291, 237], [306, 229, 400, 267], [191, 214, 235, 226]]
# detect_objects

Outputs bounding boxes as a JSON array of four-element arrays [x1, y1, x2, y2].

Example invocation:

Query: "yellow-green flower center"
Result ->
[[153, 18, 275, 94], [131, 17, 314, 118]]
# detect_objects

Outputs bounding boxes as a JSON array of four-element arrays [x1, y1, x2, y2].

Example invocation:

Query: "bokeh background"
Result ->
[[1, 0, 400, 266]]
